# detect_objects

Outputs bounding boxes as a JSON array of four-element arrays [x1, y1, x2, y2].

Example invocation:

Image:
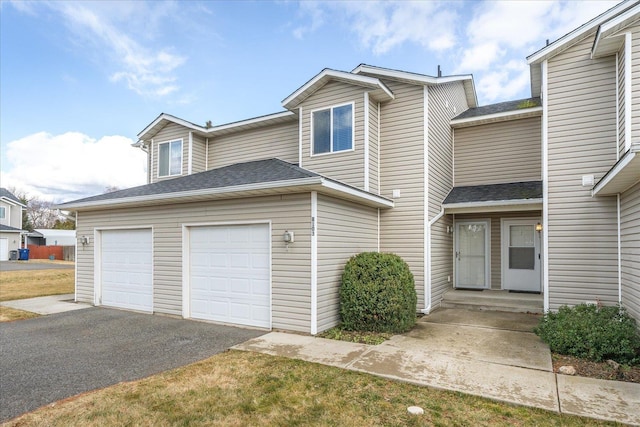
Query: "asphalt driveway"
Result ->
[[0, 307, 265, 422]]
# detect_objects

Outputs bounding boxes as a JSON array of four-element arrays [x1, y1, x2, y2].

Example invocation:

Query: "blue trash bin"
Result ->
[[18, 248, 29, 261]]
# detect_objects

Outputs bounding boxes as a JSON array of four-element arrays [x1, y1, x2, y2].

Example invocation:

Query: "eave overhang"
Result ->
[[443, 199, 543, 214], [353, 64, 478, 108], [450, 107, 542, 128], [282, 69, 394, 110], [55, 177, 394, 212], [592, 144, 640, 196], [0, 197, 26, 208], [592, 5, 640, 58]]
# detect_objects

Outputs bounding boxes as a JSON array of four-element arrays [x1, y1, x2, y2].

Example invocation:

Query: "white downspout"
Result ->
[[364, 92, 370, 192], [541, 60, 550, 313], [423, 85, 431, 314]]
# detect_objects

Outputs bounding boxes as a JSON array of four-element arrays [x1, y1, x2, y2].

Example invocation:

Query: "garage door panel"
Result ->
[[101, 229, 152, 313], [189, 224, 270, 328]]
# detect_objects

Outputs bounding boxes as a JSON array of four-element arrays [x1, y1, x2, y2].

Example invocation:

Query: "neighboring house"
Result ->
[[0, 188, 26, 261], [26, 229, 76, 247], [58, 1, 640, 333]]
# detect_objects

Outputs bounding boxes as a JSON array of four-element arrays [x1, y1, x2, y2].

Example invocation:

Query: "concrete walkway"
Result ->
[[0, 294, 90, 315], [234, 309, 640, 425]]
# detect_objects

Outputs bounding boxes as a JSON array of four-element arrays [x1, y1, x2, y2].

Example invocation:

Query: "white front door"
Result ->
[[454, 220, 490, 289], [501, 219, 541, 292]]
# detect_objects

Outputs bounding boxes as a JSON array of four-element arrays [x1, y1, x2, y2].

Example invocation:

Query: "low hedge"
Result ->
[[339, 252, 416, 334], [534, 303, 640, 365]]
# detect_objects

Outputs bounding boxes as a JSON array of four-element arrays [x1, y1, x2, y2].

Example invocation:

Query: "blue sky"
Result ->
[[0, 0, 621, 202]]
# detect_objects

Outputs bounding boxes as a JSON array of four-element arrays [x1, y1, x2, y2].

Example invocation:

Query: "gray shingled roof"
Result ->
[[0, 224, 23, 232], [443, 181, 542, 205], [59, 158, 321, 206], [0, 188, 23, 205], [453, 97, 541, 120]]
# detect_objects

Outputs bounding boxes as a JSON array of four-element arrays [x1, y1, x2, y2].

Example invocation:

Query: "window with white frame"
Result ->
[[0, 206, 5, 219], [312, 103, 353, 155], [158, 139, 182, 177]]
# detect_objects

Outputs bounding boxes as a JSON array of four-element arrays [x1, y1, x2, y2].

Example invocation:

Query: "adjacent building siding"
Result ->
[[621, 181, 640, 321], [631, 25, 640, 146], [75, 194, 312, 332], [456, 211, 542, 290], [378, 80, 426, 306], [618, 42, 627, 157], [368, 96, 380, 194], [454, 117, 542, 186], [191, 134, 207, 174], [316, 195, 378, 332], [150, 123, 190, 183], [547, 35, 619, 309], [300, 81, 366, 189], [428, 82, 470, 307], [208, 120, 298, 170], [0, 200, 22, 229]]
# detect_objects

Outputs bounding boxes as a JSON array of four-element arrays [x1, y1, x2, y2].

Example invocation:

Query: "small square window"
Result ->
[[312, 104, 353, 154], [158, 140, 182, 177], [0, 206, 5, 219]]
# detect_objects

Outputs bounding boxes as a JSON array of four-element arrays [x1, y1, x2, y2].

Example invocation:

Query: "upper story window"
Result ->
[[312, 103, 353, 155], [158, 139, 182, 177], [0, 206, 5, 219]]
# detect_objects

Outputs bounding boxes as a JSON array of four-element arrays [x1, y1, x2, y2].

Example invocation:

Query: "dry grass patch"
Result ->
[[0, 270, 74, 301], [0, 306, 40, 322], [4, 351, 614, 427]]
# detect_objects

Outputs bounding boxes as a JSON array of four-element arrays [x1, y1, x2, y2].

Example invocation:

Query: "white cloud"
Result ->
[[295, 1, 459, 54], [2, 132, 147, 202]]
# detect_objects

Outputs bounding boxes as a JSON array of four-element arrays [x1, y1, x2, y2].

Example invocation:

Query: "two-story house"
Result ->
[[0, 188, 26, 260], [59, 1, 639, 333]]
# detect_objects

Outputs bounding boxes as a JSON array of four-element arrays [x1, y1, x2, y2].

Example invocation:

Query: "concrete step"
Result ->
[[441, 290, 544, 314]]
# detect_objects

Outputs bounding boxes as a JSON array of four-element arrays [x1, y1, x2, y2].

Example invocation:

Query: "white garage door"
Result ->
[[101, 229, 152, 312], [189, 224, 270, 328], [0, 238, 8, 261]]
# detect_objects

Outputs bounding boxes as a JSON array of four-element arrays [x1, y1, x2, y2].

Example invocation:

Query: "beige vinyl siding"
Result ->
[[191, 134, 207, 174], [300, 81, 366, 189], [428, 82, 470, 306], [368, 97, 379, 193], [632, 25, 640, 145], [618, 43, 626, 157], [316, 195, 378, 332], [547, 34, 619, 309], [379, 80, 426, 306], [0, 201, 22, 229], [151, 123, 190, 183], [208, 121, 298, 170], [75, 194, 312, 332], [456, 211, 541, 289], [454, 117, 542, 186], [621, 181, 640, 321]]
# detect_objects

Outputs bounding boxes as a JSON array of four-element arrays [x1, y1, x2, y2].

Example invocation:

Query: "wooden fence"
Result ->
[[27, 245, 75, 261]]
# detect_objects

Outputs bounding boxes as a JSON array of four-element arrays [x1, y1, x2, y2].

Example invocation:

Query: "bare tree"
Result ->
[[28, 198, 59, 229]]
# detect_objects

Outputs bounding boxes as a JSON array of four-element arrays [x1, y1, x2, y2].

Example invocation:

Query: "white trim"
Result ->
[[74, 213, 79, 302], [541, 60, 550, 312], [208, 111, 295, 134], [150, 139, 154, 180], [157, 138, 183, 178], [617, 194, 622, 304], [58, 176, 395, 211], [310, 102, 355, 156], [138, 113, 207, 139], [443, 199, 542, 211], [364, 92, 370, 192], [310, 191, 318, 335], [423, 86, 431, 314], [450, 107, 542, 128], [282, 69, 394, 109], [592, 4, 640, 57], [93, 226, 154, 311], [377, 208, 380, 252], [616, 51, 620, 161], [624, 32, 632, 152], [181, 220, 273, 328], [298, 107, 303, 167], [352, 64, 473, 86], [377, 102, 380, 195], [188, 131, 193, 175], [527, 1, 633, 64], [592, 149, 638, 195]]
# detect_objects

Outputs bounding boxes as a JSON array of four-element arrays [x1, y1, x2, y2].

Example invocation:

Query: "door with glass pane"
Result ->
[[454, 220, 490, 289], [501, 219, 541, 292]]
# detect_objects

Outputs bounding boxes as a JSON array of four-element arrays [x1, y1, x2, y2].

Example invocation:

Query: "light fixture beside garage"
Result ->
[[79, 236, 88, 246], [283, 230, 294, 251]]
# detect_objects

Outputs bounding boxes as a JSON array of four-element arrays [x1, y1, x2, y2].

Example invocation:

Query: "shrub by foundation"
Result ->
[[339, 252, 417, 334], [534, 303, 640, 365]]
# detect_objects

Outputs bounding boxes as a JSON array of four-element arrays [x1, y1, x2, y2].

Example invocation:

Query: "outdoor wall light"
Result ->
[[79, 236, 88, 246], [535, 222, 543, 232]]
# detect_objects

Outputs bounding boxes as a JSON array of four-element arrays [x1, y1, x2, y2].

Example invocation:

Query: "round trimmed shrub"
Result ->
[[339, 252, 417, 333]]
